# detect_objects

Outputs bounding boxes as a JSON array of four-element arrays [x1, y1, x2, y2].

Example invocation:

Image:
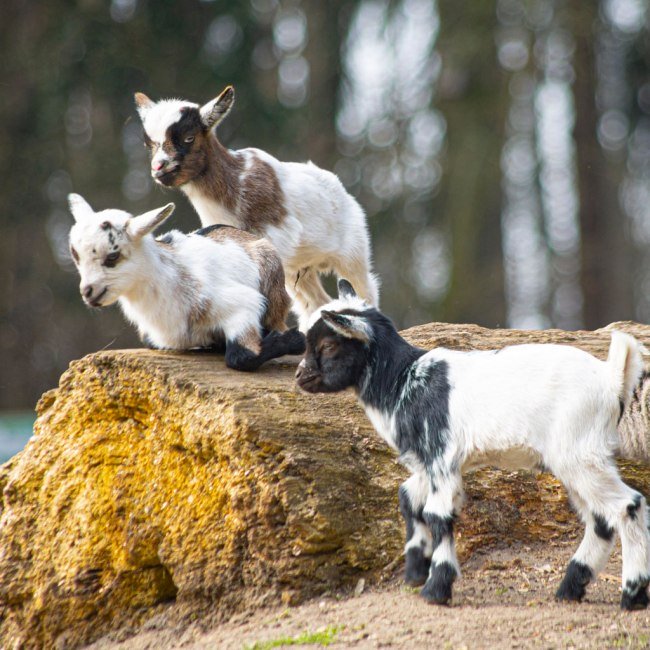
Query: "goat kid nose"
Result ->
[[295, 358, 314, 380], [81, 284, 94, 299], [152, 160, 166, 171]]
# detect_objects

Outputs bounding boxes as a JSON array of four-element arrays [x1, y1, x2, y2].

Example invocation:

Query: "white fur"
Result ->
[[68, 195, 265, 350], [137, 95, 379, 329]]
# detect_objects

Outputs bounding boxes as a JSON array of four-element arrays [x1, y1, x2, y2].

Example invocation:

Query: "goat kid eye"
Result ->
[[103, 252, 121, 268], [184, 135, 195, 144]]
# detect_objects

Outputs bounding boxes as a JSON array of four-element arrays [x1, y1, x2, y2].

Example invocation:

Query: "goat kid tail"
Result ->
[[608, 330, 648, 460]]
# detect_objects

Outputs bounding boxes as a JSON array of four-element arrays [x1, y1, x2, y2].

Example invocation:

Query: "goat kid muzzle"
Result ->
[[295, 359, 321, 391], [81, 285, 109, 308]]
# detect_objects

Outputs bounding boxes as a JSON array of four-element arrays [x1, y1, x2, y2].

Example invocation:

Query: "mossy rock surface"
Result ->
[[2, 321, 650, 649]]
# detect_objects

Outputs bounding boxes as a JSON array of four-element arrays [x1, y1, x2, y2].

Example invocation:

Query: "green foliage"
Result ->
[[244, 625, 343, 649]]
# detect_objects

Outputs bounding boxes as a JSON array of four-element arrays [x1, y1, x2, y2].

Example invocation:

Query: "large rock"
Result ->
[[2, 321, 650, 649]]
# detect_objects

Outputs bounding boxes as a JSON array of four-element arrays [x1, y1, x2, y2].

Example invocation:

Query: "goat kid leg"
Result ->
[[225, 328, 305, 372], [399, 473, 432, 586], [420, 471, 462, 605], [288, 267, 332, 332], [556, 491, 616, 603], [559, 462, 650, 610]]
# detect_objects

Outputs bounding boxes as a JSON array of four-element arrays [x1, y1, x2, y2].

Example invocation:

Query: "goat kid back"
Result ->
[[68, 193, 304, 371], [134, 86, 379, 330], [296, 279, 650, 610]]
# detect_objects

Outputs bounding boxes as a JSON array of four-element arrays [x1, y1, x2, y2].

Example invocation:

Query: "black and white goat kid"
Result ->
[[68, 194, 304, 371], [296, 280, 650, 610]]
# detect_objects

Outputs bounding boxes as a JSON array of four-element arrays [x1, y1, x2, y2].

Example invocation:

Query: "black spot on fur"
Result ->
[[619, 398, 625, 424], [621, 577, 650, 611], [404, 547, 431, 587], [422, 512, 454, 551], [556, 560, 593, 602], [195, 224, 237, 237], [627, 494, 642, 520], [593, 513, 614, 541], [398, 485, 419, 542], [420, 562, 457, 605], [100, 221, 112, 231]]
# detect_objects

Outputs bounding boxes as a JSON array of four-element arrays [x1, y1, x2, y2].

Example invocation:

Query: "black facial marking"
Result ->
[[299, 314, 372, 393], [593, 513, 614, 542], [556, 559, 593, 602], [627, 494, 642, 520], [169, 107, 204, 155], [619, 398, 625, 424], [103, 251, 121, 268]]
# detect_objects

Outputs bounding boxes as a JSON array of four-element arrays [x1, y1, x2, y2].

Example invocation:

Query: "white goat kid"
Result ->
[[133, 86, 379, 330], [296, 280, 650, 610], [68, 194, 304, 371]]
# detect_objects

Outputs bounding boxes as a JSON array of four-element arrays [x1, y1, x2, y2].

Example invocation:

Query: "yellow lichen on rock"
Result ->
[[0, 350, 401, 648]]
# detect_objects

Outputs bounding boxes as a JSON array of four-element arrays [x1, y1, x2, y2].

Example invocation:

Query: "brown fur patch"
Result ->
[[199, 227, 290, 332], [238, 153, 288, 231]]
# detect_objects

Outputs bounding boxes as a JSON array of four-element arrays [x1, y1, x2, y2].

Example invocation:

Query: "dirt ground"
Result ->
[[88, 538, 650, 650]]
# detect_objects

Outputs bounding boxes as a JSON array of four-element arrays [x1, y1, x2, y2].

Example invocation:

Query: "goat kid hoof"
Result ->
[[621, 581, 649, 611], [555, 560, 591, 603], [404, 548, 430, 587], [419, 563, 455, 606], [419, 581, 452, 606]]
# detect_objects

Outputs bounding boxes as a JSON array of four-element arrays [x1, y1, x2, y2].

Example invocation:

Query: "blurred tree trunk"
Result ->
[[436, 0, 507, 327], [571, 3, 633, 329], [302, 1, 348, 169]]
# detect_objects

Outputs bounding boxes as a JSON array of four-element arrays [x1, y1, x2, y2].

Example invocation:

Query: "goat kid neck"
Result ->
[[356, 329, 425, 413], [182, 137, 242, 228]]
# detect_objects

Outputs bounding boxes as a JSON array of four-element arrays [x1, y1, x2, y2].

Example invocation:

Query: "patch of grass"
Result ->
[[244, 625, 344, 649]]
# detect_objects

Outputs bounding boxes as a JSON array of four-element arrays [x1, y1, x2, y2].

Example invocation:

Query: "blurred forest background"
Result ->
[[1, 0, 650, 411]]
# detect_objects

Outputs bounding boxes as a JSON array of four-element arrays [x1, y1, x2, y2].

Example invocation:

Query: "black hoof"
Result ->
[[556, 560, 592, 603], [621, 579, 649, 611], [404, 547, 430, 587], [419, 562, 456, 606]]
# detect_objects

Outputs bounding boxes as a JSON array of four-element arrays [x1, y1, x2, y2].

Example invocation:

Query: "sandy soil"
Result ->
[[88, 538, 650, 650]]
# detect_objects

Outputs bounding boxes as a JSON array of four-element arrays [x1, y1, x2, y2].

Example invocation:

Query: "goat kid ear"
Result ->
[[68, 193, 95, 223], [134, 92, 154, 117], [127, 203, 175, 239], [200, 85, 235, 130], [337, 279, 358, 299], [320, 310, 371, 343]]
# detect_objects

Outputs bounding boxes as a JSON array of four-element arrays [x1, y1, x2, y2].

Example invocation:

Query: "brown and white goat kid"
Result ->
[[68, 194, 305, 371], [297, 280, 650, 610], [134, 86, 379, 330]]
